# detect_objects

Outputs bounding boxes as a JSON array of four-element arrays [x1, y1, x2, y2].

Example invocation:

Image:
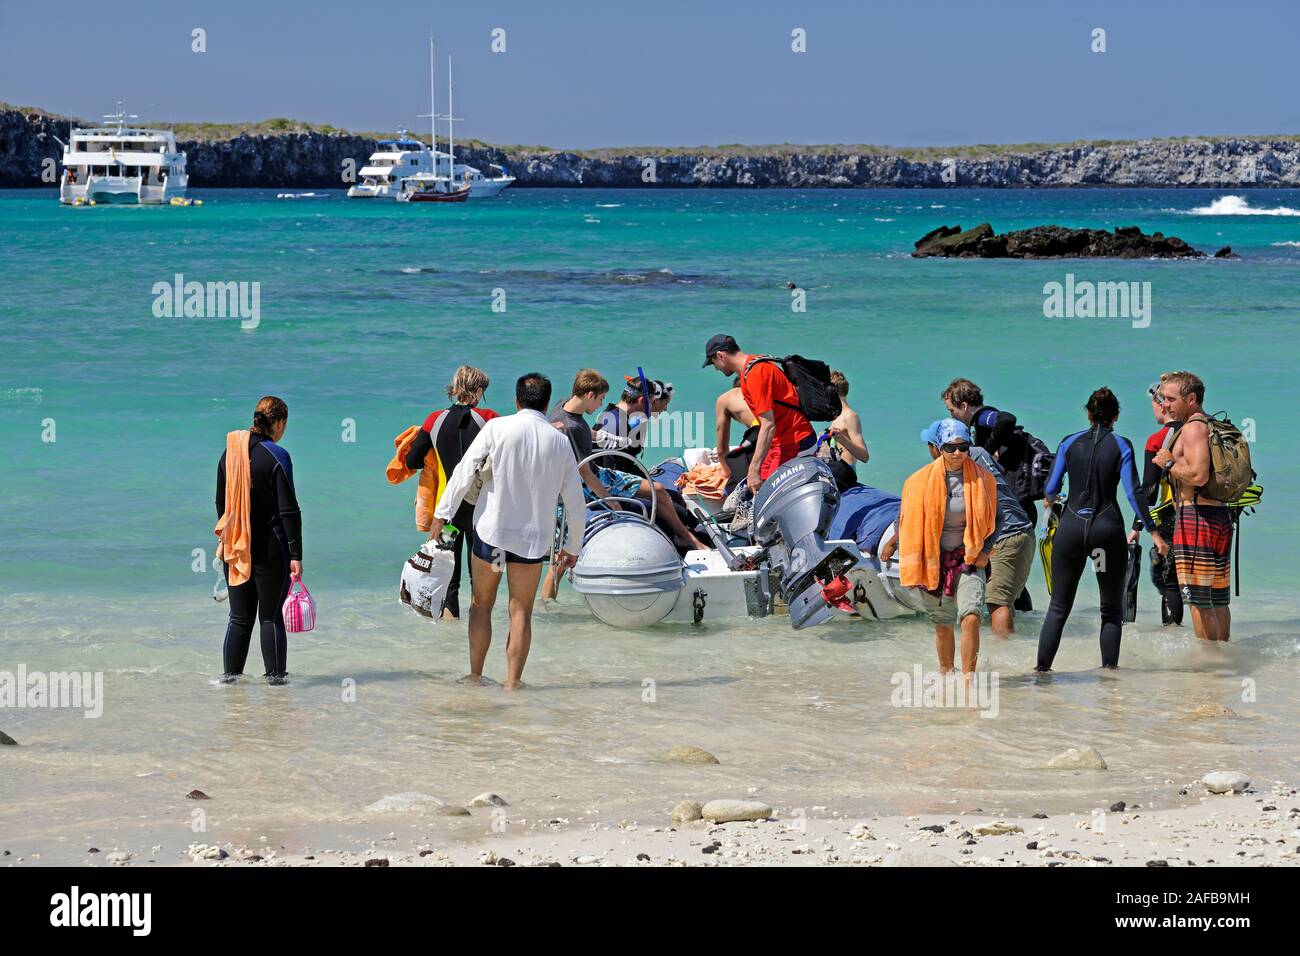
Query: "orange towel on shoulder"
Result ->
[[898, 457, 996, 591], [387, 425, 441, 532], [215, 429, 252, 586]]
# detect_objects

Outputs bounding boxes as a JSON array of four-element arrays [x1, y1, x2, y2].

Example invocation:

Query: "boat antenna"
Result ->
[[103, 100, 138, 134]]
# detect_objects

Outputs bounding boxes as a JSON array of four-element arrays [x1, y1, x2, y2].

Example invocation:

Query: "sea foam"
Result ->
[[1186, 195, 1300, 216]]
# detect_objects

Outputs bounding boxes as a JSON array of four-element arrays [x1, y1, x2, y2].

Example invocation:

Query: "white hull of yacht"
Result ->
[[60, 177, 188, 205], [348, 175, 513, 200]]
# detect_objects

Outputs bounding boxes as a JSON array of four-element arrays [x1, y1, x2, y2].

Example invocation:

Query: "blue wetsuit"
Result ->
[[1036, 424, 1154, 670]]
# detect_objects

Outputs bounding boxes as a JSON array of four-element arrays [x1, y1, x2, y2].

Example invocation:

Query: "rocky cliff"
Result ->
[[4, 107, 1299, 188]]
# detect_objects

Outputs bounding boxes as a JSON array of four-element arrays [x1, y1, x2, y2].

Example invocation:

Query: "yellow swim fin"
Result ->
[[1039, 504, 1061, 596]]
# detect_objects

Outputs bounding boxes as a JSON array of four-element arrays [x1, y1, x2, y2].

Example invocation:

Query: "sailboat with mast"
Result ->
[[397, 38, 471, 204]]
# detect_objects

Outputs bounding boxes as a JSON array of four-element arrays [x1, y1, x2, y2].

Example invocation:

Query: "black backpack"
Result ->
[[1009, 427, 1054, 503], [743, 355, 842, 422]]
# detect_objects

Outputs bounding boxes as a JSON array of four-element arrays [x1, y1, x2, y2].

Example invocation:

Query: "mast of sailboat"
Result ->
[[417, 35, 437, 164], [446, 54, 455, 185]]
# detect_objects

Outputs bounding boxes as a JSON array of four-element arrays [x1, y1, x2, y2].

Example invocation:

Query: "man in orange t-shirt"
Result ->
[[703, 334, 815, 492]]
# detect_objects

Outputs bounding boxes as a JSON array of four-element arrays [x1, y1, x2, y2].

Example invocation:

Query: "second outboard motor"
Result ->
[[751, 457, 861, 629]]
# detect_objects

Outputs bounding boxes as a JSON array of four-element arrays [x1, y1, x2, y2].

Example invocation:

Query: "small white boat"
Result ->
[[567, 453, 925, 630], [276, 191, 330, 199]]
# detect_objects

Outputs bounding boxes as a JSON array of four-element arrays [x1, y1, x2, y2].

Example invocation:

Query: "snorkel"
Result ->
[[633, 366, 656, 437]]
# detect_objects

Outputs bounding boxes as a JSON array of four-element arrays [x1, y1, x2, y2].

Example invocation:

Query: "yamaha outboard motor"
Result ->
[[751, 457, 861, 629]]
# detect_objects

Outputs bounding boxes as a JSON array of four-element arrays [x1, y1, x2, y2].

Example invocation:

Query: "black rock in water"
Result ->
[[913, 223, 1205, 259], [1214, 246, 1240, 258], [1110, 801, 1127, 812], [0, 731, 17, 746]]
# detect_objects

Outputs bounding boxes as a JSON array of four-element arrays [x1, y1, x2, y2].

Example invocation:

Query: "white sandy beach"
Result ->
[[5, 776, 1296, 868]]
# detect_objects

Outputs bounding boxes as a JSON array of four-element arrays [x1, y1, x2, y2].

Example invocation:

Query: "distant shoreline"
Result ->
[[5, 105, 1300, 189]]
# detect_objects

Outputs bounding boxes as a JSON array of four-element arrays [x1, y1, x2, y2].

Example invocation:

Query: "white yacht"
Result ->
[[58, 104, 188, 205], [347, 41, 514, 201], [346, 133, 433, 199], [348, 138, 514, 200]]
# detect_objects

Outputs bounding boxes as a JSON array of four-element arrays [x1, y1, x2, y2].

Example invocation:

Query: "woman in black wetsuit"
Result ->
[[1035, 388, 1168, 671], [404, 366, 498, 619], [215, 396, 302, 684]]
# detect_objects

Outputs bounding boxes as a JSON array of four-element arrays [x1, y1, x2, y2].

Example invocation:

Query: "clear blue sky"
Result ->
[[2, 0, 1296, 148]]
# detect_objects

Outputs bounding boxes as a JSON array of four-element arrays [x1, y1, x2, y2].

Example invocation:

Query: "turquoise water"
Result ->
[[2, 187, 1298, 855], [2, 186, 1297, 596]]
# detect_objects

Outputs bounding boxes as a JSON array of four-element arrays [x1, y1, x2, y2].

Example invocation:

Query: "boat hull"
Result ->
[[402, 185, 471, 203]]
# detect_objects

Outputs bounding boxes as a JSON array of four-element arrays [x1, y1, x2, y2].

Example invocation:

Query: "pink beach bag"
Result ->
[[282, 575, 316, 633]]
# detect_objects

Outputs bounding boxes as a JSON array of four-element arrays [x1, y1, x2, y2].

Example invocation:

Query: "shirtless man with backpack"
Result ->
[[1153, 371, 1252, 642]]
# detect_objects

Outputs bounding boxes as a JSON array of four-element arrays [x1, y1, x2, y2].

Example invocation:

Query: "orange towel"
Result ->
[[677, 462, 729, 500], [214, 430, 252, 586], [386, 425, 442, 532], [898, 457, 996, 591]]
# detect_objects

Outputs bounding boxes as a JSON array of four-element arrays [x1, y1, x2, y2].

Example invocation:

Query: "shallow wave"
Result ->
[[1270, 240, 1300, 247], [1183, 195, 1300, 216]]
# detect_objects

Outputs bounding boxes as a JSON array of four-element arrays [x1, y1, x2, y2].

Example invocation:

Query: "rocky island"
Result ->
[[4, 105, 1300, 189], [912, 223, 1206, 259]]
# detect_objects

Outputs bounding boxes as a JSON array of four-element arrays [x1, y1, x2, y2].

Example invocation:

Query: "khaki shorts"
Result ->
[[985, 532, 1035, 607], [920, 567, 986, 627]]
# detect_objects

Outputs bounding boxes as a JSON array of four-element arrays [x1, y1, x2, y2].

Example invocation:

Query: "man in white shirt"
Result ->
[[430, 373, 586, 688]]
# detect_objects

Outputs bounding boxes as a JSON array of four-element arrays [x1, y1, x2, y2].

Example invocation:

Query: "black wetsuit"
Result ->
[[1133, 423, 1183, 625], [1036, 423, 1155, 670], [216, 433, 302, 679], [404, 405, 497, 616]]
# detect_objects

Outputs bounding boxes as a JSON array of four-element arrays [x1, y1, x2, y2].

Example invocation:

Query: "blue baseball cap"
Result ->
[[920, 417, 973, 448]]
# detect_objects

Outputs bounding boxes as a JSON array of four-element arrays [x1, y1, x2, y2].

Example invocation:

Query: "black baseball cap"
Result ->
[[702, 334, 739, 366]]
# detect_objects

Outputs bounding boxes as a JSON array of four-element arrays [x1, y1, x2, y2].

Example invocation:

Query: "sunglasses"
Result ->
[[940, 442, 970, 453]]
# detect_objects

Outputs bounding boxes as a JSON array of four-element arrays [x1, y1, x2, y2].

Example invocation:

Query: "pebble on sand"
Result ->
[[663, 745, 720, 765], [469, 792, 508, 808], [1189, 702, 1238, 719], [671, 801, 703, 824], [0, 731, 17, 746], [973, 821, 1024, 836], [185, 789, 210, 800], [1201, 771, 1250, 794], [1045, 746, 1108, 770], [700, 799, 772, 823]]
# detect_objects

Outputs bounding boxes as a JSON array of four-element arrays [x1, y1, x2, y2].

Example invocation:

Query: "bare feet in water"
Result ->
[[456, 674, 496, 686], [503, 679, 527, 691]]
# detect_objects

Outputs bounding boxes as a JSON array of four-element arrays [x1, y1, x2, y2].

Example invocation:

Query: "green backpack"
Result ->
[[1192, 413, 1254, 503]]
